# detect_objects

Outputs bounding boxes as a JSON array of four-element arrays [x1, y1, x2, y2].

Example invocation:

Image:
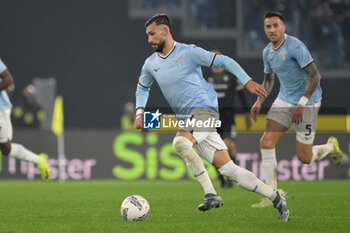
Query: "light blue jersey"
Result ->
[[0, 59, 12, 112], [136, 42, 252, 119], [263, 34, 322, 104]]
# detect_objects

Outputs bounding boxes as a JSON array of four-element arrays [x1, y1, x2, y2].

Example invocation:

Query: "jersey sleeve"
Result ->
[[212, 54, 252, 85], [290, 40, 313, 69], [235, 78, 245, 91], [262, 48, 273, 74], [138, 61, 155, 88], [135, 61, 155, 109], [0, 59, 7, 73], [189, 45, 216, 67]]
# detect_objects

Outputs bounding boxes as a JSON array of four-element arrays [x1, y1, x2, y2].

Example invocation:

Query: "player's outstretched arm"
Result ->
[[245, 80, 267, 99], [259, 73, 275, 102], [134, 108, 144, 129], [135, 82, 151, 129], [291, 62, 321, 124], [246, 80, 267, 122], [302, 62, 321, 99], [246, 80, 267, 121], [135, 60, 155, 129], [211, 54, 267, 98], [250, 100, 261, 122], [211, 54, 252, 85], [250, 73, 275, 121]]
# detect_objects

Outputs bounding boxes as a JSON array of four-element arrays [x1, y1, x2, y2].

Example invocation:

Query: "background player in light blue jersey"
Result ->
[[0, 58, 51, 181], [135, 13, 290, 221], [250, 11, 343, 208]]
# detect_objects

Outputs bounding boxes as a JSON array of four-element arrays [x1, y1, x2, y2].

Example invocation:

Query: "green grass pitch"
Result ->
[[0, 180, 349, 233]]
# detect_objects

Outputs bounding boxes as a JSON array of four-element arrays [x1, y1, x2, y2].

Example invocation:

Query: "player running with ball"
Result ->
[[135, 13, 290, 222]]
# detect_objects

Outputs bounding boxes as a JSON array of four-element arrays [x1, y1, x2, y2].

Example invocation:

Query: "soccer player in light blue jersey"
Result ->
[[250, 11, 343, 208], [135, 13, 290, 221], [0, 58, 51, 181]]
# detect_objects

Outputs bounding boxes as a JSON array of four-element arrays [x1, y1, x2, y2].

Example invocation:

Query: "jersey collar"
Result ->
[[272, 33, 287, 51], [158, 41, 177, 59]]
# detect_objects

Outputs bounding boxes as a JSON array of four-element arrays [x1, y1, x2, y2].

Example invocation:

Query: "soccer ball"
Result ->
[[120, 195, 150, 221]]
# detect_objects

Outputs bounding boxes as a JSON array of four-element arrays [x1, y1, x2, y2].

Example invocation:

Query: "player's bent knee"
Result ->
[[297, 153, 311, 164], [0, 143, 11, 155], [298, 157, 311, 164], [224, 138, 235, 149], [296, 141, 313, 164], [173, 136, 193, 156], [260, 137, 276, 149]]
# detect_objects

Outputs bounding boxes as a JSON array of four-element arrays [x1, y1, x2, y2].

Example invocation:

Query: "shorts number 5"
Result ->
[[305, 124, 312, 136]]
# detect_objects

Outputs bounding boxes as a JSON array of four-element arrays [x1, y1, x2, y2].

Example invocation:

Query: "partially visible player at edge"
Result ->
[[0, 58, 51, 181], [135, 13, 290, 221], [250, 11, 343, 208]]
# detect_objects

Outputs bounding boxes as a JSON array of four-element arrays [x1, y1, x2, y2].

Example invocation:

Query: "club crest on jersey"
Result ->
[[280, 52, 287, 61], [143, 109, 161, 129], [174, 57, 184, 67]]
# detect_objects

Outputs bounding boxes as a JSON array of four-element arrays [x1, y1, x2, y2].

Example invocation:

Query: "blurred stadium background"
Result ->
[[1, 1, 349, 232], [0, 1, 349, 181]]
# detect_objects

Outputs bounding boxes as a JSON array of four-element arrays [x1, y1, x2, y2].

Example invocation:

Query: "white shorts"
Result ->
[[179, 108, 228, 163], [267, 97, 321, 144], [0, 109, 13, 143], [179, 108, 219, 143], [194, 131, 228, 164]]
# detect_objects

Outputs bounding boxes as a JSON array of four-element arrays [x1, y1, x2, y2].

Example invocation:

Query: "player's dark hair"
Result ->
[[264, 11, 285, 22], [145, 13, 172, 32]]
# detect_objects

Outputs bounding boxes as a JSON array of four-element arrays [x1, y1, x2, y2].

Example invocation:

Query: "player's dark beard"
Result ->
[[154, 40, 165, 52]]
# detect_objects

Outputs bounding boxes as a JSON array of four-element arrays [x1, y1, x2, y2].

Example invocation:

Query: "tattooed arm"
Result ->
[[302, 62, 321, 98], [250, 72, 275, 121], [259, 72, 276, 102], [291, 62, 321, 124]]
